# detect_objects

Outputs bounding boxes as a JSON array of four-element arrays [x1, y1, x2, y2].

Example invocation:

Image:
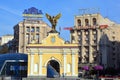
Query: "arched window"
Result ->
[[85, 19, 89, 26], [93, 18, 97, 26], [77, 19, 81, 26]]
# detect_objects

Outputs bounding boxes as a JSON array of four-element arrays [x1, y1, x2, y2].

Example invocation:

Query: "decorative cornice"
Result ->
[[26, 46, 78, 49]]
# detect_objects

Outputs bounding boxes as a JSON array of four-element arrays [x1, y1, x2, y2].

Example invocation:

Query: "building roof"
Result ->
[[0, 53, 27, 61], [0, 53, 28, 70]]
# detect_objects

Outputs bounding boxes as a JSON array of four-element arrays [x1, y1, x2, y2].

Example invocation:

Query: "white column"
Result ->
[[30, 54, 34, 75], [63, 51, 66, 76], [72, 51, 75, 76], [39, 54, 42, 75]]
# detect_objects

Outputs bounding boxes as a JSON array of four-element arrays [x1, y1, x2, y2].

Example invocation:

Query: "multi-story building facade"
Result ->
[[0, 34, 13, 46], [13, 7, 51, 53], [100, 25, 120, 69], [70, 13, 120, 69]]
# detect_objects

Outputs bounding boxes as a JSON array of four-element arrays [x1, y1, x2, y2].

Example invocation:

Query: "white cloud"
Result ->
[[0, 5, 21, 16]]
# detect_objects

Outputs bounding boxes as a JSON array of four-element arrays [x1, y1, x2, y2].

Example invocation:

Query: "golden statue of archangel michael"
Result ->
[[46, 13, 61, 31]]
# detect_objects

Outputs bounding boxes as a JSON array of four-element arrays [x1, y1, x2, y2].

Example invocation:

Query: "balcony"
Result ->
[[78, 42, 82, 46], [77, 32, 81, 35], [76, 26, 98, 30], [85, 37, 89, 41], [92, 42, 97, 46], [78, 38, 81, 41], [84, 53, 89, 58], [92, 50, 99, 57], [93, 31, 97, 34], [84, 55, 89, 63], [84, 43, 89, 46], [78, 63, 96, 67], [93, 37, 97, 40], [93, 53, 97, 58]]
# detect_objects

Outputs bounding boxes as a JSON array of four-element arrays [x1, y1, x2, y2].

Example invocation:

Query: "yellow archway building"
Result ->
[[26, 32, 79, 77]]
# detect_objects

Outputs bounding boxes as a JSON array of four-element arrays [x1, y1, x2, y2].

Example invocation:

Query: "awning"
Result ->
[[94, 65, 103, 70]]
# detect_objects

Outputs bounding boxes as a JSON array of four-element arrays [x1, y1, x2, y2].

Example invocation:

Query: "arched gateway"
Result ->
[[47, 60, 60, 77], [27, 32, 79, 78], [47, 60, 60, 73]]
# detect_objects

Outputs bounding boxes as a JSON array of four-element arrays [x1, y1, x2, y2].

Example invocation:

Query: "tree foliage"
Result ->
[[0, 44, 9, 54]]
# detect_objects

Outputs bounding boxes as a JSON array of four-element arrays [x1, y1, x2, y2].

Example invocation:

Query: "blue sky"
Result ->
[[0, 0, 120, 41]]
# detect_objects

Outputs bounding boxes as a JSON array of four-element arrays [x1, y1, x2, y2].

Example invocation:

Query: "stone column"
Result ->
[[63, 50, 67, 76], [72, 50, 75, 76], [39, 51, 42, 75], [30, 52, 34, 75]]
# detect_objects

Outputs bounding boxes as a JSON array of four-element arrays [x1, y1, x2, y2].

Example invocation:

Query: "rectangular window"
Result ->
[[36, 34, 39, 43], [36, 27, 40, 32], [93, 35, 97, 40], [85, 40, 89, 44], [31, 27, 35, 32], [113, 32, 115, 34], [112, 36, 115, 40], [31, 34, 34, 42], [72, 36, 75, 40], [85, 35, 89, 40], [85, 31, 88, 35], [78, 38, 81, 41], [93, 40, 97, 44], [26, 26, 30, 32], [26, 34, 29, 44], [93, 30, 97, 34], [77, 32, 81, 35], [36, 34, 39, 39]]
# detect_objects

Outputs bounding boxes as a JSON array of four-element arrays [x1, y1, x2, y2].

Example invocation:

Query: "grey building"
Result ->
[[70, 13, 120, 69]]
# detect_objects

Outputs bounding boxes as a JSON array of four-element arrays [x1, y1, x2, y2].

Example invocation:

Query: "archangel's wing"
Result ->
[[55, 13, 61, 20], [46, 13, 51, 21]]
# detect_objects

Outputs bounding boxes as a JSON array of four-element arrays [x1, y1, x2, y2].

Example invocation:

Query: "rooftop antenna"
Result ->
[[79, 8, 100, 15], [105, 8, 109, 18], [79, 8, 87, 15]]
